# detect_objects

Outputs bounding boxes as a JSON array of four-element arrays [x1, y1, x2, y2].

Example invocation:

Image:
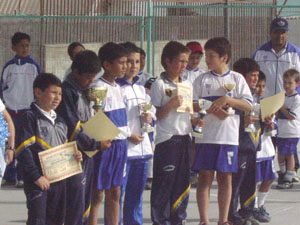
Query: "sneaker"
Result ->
[[1, 179, 16, 186], [15, 180, 24, 188], [276, 181, 293, 189], [277, 171, 284, 184], [292, 176, 300, 183], [253, 206, 271, 223], [218, 222, 233, 225]]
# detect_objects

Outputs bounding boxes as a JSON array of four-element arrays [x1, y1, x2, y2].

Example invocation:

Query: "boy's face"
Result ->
[[73, 72, 97, 89], [283, 77, 297, 95], [12, 39, 30, 58], [256, 80, 266, 97], [104, 56, 127, 79], [125, 52, 140, 80], [34, 85, 62, 112], [187, 52, 203, 69], [245, 71, 259, 89], [165, 53, 189, 77], [205, 50, 227, 71], [71, 46, 85, 61]]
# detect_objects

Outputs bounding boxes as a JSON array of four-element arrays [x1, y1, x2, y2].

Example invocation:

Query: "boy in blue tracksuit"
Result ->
[[57, 50, 111, 225], [1, 32, 41, 187], [16, 73, 82, 225], [117, 42, 154, 225]]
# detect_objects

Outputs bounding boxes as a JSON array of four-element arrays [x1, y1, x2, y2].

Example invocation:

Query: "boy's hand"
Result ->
[[5, 149, 14, 165], [191, 116, 205, 127], [264, 115, 275, 129], [209, 96, 231, 113], [244, 115, 259, 127], [100, 140, 112, 151], [34, 176, 50, 191], [128, 134, 144, 145], [168, 95, 183, 108], [74, 151, 83, 162], [142, 112, 152, 124]]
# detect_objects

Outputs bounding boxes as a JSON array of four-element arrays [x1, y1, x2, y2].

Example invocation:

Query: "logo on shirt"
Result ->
[[205, 83, 212, 94], [263, 55, 268, 60], [165, 88, 173, 97], [40, 126, 48, 137]]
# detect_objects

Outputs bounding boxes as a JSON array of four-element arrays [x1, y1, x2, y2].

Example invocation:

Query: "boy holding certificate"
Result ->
[[57, 50, 111, 225], [16, 73, 82, 225]]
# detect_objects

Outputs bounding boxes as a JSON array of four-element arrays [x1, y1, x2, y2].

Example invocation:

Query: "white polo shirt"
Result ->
[[277, 93, 300, 138], [181, 66, 205, 85], [150, 74, 192, 145], [193, 70, 252, 145]]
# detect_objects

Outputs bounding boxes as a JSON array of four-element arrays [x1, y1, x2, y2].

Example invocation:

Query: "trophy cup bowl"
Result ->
[[245, 103, 260, 132], [86, 87, 108, 112], [223, 83, 236, 115], [138, 102, 155, 133], [192, 99, 210, 138]]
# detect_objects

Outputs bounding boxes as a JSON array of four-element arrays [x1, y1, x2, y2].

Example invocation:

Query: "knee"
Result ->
[[106, 187, 121, 202], [93, 190, 104, 203]]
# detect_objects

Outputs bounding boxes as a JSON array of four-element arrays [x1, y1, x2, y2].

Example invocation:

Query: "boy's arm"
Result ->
[[3, 109, 15, 164], [57, 87, 103, 151], [209, 96, 252, 113], [279, 107, 295, 120], [16, 113, 42, 183], [155, 95, 182, 120]]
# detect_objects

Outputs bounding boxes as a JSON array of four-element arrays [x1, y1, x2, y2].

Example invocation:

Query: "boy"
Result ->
[[16, 73, 82, 225], [253, 72, 277, 223], [276, 69, 300, 188], [117, 42, 154, 225], [1, 32, 40, 187], [229, 58, 261, 225], [64, 42, 85, 79], [89, 42, 130, 225], [150, 41, 192, 225], [192, 37, 252, 225], [181, 41, 205, 84], [57, 50, 111, 225]]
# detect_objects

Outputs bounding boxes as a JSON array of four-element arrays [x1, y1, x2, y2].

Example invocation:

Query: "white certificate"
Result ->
[[176, 82, 193, 114]]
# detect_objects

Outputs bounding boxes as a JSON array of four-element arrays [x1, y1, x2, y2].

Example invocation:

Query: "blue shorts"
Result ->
[[256, 158, 277, 182], [93, 139, 128, 190], [192, 143, 238, 173], [277, 138, 299, 156]]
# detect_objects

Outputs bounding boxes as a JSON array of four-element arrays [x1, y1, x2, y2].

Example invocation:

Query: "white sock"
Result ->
[[257, 191, 269, 207], [279, 163, 286, 174]]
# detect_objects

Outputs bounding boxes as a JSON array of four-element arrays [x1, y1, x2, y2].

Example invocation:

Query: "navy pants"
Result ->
[[120, 157, 150, 225], [24, 180, 66, 225], [229, 150, 256, 220], [65, 156, 93, 225], [151, 135, 191, 225]]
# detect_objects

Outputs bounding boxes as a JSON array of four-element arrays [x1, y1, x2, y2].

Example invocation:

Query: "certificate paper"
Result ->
[[38, 142, 82, 183], [260, 91, 285, 121], [176, 83, 193, 114]]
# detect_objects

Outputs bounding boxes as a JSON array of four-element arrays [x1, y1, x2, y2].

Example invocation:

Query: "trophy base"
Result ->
[[245, 125, 256, 133], [192, 131, 203, 138], [227, 108, 235, 116], [142, 126, 155, 133]]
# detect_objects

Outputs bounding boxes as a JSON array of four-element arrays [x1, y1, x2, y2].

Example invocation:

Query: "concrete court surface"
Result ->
[[1, 179, 300, 225]]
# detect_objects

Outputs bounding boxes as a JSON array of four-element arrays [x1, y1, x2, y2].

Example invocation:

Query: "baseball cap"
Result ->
[[270, 17, 288, 32], [186, 41, 203, 54]]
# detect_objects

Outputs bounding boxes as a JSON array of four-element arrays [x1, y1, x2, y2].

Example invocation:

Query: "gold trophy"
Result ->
[[223, 83, 236, 115], [192, 99, 212, 138], [86, 87, 108, 112], [138, 102, 154, 133]]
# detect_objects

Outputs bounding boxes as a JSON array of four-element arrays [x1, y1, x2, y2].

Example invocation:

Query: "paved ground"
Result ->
[[1, 179, 300, 225]]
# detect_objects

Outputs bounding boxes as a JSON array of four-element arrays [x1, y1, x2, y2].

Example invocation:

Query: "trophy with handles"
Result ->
[[223, 83, 236, 115], [86, 87, 108, 112], [138, 102, 155, 133], [192, 99, 212, 138]]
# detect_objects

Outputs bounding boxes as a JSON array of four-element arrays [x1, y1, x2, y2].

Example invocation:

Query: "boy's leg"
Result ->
[[46, 181, 66, 225], [123, 159, 149, 225], [24, 183, 47, 225], [105, 186, 121, 225], [83, 157, 94, 224], [89, 188, 104, 225], [197, 170, 214, 224]]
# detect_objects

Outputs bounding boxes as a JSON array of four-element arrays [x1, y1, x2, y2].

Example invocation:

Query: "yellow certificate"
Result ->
[[38, 142, 82, 183], [176, 82, 193, 114], [260, 91, 285, 121]]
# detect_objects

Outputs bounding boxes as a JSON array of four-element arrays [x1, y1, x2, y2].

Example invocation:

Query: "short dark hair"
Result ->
[[258, 71, 266, 82], [11, 32, 30, 45], [71, 50, 101, 75], [33, 73, 62, 92], [139, 48, 146, 57], [233, 58, 260, 78], [98, 42, 127, 66], [161, 41, 190, 70], [67, 42, 85, 58], [204, 37, 231, 63], [120, 42, 140, 55], [283, 69, 300, 83]]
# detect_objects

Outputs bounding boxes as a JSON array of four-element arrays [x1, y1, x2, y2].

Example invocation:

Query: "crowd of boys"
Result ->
[[0, 16, 300, 225]]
